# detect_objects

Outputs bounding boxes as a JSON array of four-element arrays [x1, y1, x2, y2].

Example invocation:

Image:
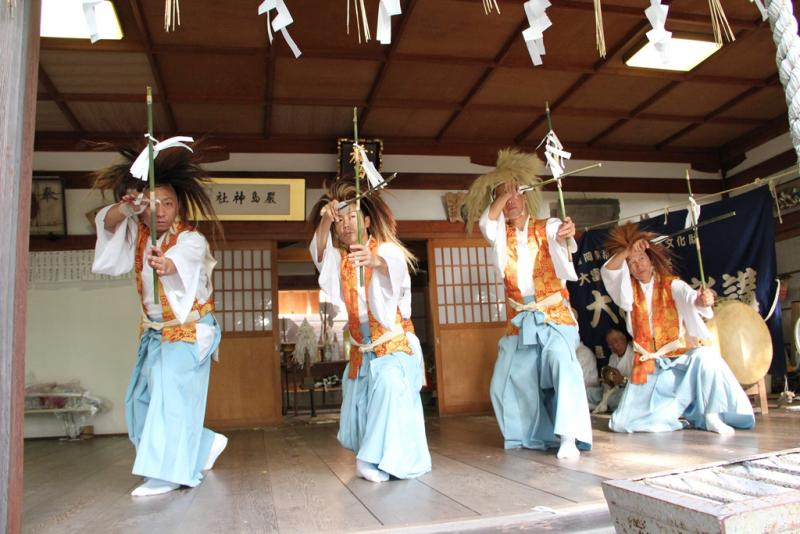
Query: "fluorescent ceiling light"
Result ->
[[625, 37, 721, 72], [41, 0, 123, 41]]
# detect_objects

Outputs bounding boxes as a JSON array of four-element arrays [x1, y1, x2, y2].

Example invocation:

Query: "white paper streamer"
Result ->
[[752, 0, 768, 21], [356, 144, 385, 188], [539, 130, 571, 179], [258, 0, 302, 58], [685, 196, 701, 229], [645, 0, 672, 62], [376, 0, 401, 45], [82, 0, 104, 44], [129, 135, 194, 181], [522, 0, 552, 66]]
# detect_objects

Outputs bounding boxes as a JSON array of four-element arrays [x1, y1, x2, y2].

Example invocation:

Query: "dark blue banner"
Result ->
[[568, 187, 786, 378]]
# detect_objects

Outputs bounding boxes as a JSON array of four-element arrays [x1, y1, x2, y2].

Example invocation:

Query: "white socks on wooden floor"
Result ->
[[131, 478, 180, 497], [356, 459, 389, 483], [203, 432, 229, 471], [706, 413, 735, 435], [557, 435, 580, 460]]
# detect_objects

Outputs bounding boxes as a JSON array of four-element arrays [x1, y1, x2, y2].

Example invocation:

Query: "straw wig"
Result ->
[[605, 222, 674, 277], [463, 148, 545, 232]]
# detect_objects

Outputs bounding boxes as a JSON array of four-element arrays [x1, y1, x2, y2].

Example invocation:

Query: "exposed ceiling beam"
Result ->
[[34, 92, 765, 126], [128, 0, 178, 132], [434, 17, 529, 140], [359, 0, 417, 131], [513, 20, 650, 144], [37, 65, 85, 133], [726, 148, 797, 188], [33, 131, 722, 168], [718, 114, 790, 169]]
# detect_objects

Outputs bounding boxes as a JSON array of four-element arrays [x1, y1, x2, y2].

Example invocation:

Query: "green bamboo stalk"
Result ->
[[686, 169, 706, 290], [146, 86, 159, 302], [353, 107, 364, 287]]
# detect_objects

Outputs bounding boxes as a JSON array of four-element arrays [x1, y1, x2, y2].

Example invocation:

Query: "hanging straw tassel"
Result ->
[[594, 0, 606, 58], [483, 0, 500, 15], [164, 0, 181, 32], [708, 0, 735, 45]]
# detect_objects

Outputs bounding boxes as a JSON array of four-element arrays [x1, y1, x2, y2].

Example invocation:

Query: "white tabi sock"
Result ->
[[131, 478, 180, 497], [705, 413, 735, 435], [556, 435, 580, 460], [356, 459, 389, 483], [203, 432, 228, 471]]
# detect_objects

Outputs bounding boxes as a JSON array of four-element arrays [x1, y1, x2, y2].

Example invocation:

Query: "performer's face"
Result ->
[[142, 185, 179, 235], [497, 181, 528, 222], [606, 330, 628, 357], [627, 249, 654, 283], [334, 204, 371, 246]]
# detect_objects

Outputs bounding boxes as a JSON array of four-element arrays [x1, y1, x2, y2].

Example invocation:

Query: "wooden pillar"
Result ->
[[0, 1, 40, 533]]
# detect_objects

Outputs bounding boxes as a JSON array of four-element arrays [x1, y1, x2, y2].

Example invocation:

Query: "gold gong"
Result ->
[[706, 300, 772, 387]]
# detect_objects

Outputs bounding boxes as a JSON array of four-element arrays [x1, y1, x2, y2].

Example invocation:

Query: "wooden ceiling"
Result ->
[[34, 0, 794, 171]]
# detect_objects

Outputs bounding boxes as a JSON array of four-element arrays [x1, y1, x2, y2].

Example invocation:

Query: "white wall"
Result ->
[[776, 235, 800, 359], [25, 280, 140, 437]]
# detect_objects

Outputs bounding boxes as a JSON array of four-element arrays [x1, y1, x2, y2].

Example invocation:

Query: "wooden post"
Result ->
[[1, 1, 41, 533]]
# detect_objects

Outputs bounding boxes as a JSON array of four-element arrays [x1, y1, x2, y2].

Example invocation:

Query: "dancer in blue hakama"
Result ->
[[600, 223, 755, 434], [310, 179, 431, 482], [464, 149, 593, 459], [92, 145, 228, 496]]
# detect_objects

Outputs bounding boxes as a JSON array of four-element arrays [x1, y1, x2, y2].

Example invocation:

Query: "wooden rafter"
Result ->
[[37, 65, 85, 133], [358, 0, 417, 131], [435, 17, 528, 141], [513, 20, 650, 144], [719, 113, 790, 168], [128, 0, 178, 132]]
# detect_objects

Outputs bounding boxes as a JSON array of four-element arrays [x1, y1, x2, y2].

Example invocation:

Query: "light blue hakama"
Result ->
[[337, 323, 431, 479], [490, 299, 593, 451], [125, 313, 222, 487], [609, 347, 755, 433]]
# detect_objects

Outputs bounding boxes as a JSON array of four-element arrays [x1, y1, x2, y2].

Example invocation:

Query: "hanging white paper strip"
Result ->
[[644, 0, 672, 62], [522, 0, 552, 66], [129, 135, 194, 181], [258, 0, 302, 58], [376, 0, 401, 45]]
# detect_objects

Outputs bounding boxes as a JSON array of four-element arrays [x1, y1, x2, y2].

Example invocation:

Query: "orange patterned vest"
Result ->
[[503, 219, 576, 335], [629, 274, 687, 384], [340, 239, 411, 379], [135, 221, 214, 343]]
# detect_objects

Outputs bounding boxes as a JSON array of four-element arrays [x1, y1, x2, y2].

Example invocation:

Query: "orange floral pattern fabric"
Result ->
[[135, 221, 214, 343], [340, 239, 411, 379], [629, 274, 687, 384], [503, 219, 575, 336]]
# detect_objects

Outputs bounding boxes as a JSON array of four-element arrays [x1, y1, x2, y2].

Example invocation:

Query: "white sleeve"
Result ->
[[671, 279, 712, 339], [478, 206, 507, 274], [601, 258, 633, 312], [368, 243, 408, 328], [92, 205, 137, 276], [309, 231, 344, 310], [160, 231, 206, 324], [545, 218, 578, 282]]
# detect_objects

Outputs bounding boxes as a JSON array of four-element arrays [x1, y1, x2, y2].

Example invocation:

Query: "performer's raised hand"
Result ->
[[348, 243, 387, 273], [695, 287, 715, 308], [557, 217, 575, 242], [320, 199, 342, 224], [488, 181, 519, 221], [147, 245, 177, 276], [630, 238, 650, 255]]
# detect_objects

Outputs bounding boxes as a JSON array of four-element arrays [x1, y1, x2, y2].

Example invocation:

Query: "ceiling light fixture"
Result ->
[[624, 35, 721, 72], [40, 0, 123, 41]]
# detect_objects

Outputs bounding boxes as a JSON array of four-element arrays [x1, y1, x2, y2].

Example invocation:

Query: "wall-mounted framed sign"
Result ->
[[337, 138, 383, 180], [206, 178, 306, 221], [30, 176, 67, 236]]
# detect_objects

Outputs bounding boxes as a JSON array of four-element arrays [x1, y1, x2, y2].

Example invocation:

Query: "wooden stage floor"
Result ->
[[22, 410, 800, 533]]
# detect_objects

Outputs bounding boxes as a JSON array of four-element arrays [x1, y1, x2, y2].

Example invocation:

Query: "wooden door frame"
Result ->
[[1, 2, 40, 532]]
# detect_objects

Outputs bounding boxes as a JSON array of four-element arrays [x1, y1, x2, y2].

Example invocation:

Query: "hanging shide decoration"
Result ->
[[522, 0, 552, 66], [259, 0, 302, 58], [645, 0, 672, 63], [377, 0, 402, 45], [752, 0, 768, 20], [482, 0, 500, 15], [594, 0, 606, 58], [82, 0, 104, 43], [164, 0, 181, 32], [347, 0, 371, 44], [708, 0, 735, 45]]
